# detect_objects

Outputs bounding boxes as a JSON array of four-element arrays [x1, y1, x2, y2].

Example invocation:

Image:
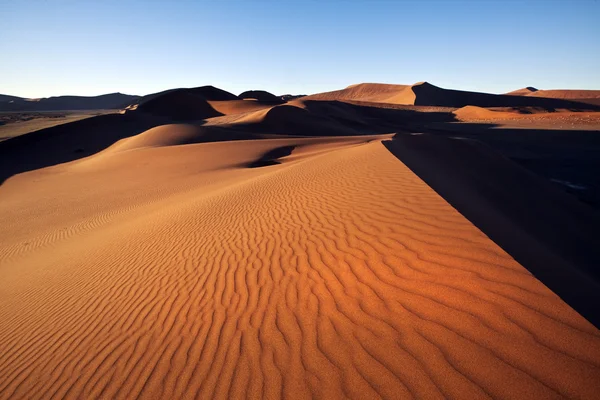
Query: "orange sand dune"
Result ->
[[1, 129, 599, 399], [526, 89, 600, 99], [506, 88, 600, 106], [505, 87, 538, 96], [303, 83, 411, 103], [308, 82, 600, 110], [453, 105, 600, 129], [1, 83, 600, 399]]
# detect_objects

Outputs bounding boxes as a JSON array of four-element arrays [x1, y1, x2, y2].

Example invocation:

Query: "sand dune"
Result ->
[[0, 111, 116, 142], [134, 91, 223, 120], [239, 90, 282, 103], [303, 83, 410, 103], [453, 105, 600, 125], [514, 89, 600, 99], [1, 83, 599, 399], [1, 135, 599, 399], [308, 82, 600, 110], [505, 87, 538, 96], [505, 88, 600, 107], [0, 93, 138, 112]]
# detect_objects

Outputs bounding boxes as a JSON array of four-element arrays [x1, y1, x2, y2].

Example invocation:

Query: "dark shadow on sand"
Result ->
[[0, 113, 167, 185], [247, 145, 296, 168], [383, 132, 600, 327]]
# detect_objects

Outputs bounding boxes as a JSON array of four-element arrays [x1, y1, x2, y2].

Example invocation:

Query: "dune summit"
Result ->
[[0, 81, 599, 399]]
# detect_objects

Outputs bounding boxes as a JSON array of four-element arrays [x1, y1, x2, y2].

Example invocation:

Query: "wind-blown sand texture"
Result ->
[[1, 83, 599, 399]]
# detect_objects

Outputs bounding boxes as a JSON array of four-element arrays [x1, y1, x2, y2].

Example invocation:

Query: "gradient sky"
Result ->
[[1, 0, 599, 98]]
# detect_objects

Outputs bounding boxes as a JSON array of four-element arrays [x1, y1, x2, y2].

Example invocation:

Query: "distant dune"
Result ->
[[0, 92, 139, 112], [1, 82, 599, 399], [0, 111, 117, 142], [239, 90, 282, 102], [454, 105, 600, 126], [304, 83, 410, 102], [505, 87, 539, 95], [508, 88, 600, 99], [307, 82, 600, 110], [505, 88, 600, 106]]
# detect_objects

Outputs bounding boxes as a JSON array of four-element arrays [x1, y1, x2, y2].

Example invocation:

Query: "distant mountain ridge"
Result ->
[[0, 92, 140, 112]]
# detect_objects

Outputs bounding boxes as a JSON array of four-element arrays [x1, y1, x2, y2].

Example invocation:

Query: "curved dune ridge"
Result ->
[[1, 126, 600, 399], [307, 82, 600, 110]]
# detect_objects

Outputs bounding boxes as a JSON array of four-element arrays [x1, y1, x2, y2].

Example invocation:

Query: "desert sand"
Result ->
[[1, 83, 599, 399], [0, 111, 117, 142]]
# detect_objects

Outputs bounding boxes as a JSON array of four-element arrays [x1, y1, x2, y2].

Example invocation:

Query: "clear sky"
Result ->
[[1, 0, 599, 98]]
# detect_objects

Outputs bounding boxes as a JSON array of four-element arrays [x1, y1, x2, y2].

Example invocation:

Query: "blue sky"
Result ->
[[1, 0, 599, 98]]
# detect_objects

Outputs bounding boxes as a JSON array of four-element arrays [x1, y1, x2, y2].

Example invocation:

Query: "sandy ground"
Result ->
[[0, 85, 599, 399], [0, 110, 116, 142], [453, 106, 600, 130]]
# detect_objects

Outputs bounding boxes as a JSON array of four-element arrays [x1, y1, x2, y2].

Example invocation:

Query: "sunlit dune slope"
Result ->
[[505, 87, 538, 96], [304, 83, 410, 103], [307, 82, 600, 110], [505, 88, 600, 106], [1, 130, 599, 399], [511, 88, 600, 99], [453, 105, 600, 124]]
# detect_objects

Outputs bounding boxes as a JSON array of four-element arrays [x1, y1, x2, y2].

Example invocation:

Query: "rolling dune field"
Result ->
[[1, 83, 599, 399]]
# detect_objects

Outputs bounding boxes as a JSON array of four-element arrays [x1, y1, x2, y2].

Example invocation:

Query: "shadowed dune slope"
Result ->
[[134, 91, 223, 120], [228, 104, 362, 136], [126, 86, 239, 112], [385, 133, 600, 326], [526, 90, 600, 107], [0, 93, 139, 112], [238, 90, 282, 102], [506, 88, 600, 106], [0, 112, 165, 184], [0, 96, 456, 185], [307, 82, 599, 110], [526, 89, 600, 99], [408, 82, 600, 109], [0, 134, 599, 399]]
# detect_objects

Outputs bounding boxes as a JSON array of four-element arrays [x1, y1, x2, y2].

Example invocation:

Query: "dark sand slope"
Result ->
[[408, 82, 600, 109], [0, 112, 166, 185], [385, 134, 600, 326], [307, 82, 600, 110], [239, 90, 283, 103], [0, 93, 139, 112]]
